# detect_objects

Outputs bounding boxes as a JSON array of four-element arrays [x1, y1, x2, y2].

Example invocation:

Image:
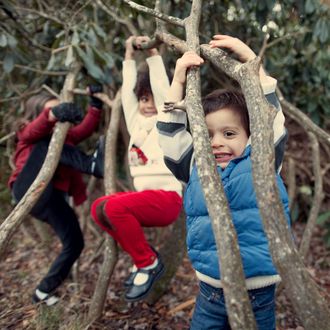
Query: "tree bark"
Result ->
[[87, 90, 122, 323], [155, 27, 330, 330], [299, 132, 324, 260], [277, 88, 330, 147], [183, 1, 257, 329], [0, 63, 80, 258], [146, 209, 186, 304], [236, 57, 330, 330]]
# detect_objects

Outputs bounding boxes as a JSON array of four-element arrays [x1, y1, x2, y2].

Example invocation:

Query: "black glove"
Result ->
[[88, 84, 103, 109], [51, 103, 83, 124]]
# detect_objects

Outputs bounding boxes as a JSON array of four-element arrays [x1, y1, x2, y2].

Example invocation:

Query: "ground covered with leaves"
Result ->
[[0, 220, 329, 330]]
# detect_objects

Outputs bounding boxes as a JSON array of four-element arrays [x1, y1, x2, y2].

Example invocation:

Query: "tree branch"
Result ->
[[0, 61, 67, 76], [299, 134, 324, 260], [13, 6, 65, 26], [95, 0, 138, 35], [123, 0, 185, 27], [0, 62, 81, 258], [184, 1, 257, 329], [276, 88, 330, 147]]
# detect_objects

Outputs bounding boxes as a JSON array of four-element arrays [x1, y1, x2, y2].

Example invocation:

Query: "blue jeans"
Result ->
[[190, 282, 276, 330]]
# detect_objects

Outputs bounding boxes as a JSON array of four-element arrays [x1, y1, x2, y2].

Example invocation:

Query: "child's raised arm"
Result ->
[[209, 34, 268, 84], [157, 52, 203, 183], [166, 51, 204, 103], [210, 34, 287, 172], [124, 36, 136, 60]]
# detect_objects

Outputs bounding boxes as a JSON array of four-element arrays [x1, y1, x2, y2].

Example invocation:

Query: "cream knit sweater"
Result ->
[[121, 55, 182, 195]]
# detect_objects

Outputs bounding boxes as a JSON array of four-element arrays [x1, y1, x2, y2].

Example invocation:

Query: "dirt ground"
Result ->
[[0, 220, 329, 330]]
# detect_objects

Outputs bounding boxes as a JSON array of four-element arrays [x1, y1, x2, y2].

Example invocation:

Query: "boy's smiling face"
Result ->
[[205, 107, 249, 169]]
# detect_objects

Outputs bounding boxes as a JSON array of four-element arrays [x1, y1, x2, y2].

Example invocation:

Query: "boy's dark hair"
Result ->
[[202, 89, 250, 136]]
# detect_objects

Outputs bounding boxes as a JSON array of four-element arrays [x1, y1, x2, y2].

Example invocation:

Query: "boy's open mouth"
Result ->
[[214, 153, 233, 162]]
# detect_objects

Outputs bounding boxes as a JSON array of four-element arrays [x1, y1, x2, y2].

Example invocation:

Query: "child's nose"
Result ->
[[211, 134, 224, 147], [146, 100, 154, 107]]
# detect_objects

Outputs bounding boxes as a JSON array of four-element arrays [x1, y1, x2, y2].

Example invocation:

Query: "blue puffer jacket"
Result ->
[[184, 146, 291, 280]]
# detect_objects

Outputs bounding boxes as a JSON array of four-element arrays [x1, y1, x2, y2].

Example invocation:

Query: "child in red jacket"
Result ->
[[9, 87, 104, 305]]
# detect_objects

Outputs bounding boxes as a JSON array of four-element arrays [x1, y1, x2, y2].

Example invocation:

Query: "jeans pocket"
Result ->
[[199, 282, 225, 304], [249, 285, 275, 310]]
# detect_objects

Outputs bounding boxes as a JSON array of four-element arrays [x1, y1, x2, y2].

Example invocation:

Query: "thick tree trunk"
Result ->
[[0, 63, 80, 258], [183, 1, 257, 329], [237, 58, 330, 330]]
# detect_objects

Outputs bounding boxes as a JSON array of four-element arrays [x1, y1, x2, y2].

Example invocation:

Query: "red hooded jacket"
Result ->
[[8, 106, 101, 206]]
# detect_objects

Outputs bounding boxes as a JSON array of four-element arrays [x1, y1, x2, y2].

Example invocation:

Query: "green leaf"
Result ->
[[316, 211, 330, 225], [0, 34, 7, 47], [317, 19, 329, 43], [71, 29, 80, 46], [65, 45, 74, 67], [46, 53, 56, 70], [93, 24, 107, 40], [87, 27, 97, 46], [305, 0, 315, 14], [74, 45, 104, 82], [91, 46, 114, 68], [327, 235, 330, 248], [7, 35, 17, 48], [3, 53, 14, 73]]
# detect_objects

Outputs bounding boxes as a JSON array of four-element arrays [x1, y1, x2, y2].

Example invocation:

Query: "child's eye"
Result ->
[[224, 131, 236, 137], [141, 96, 148, 102]]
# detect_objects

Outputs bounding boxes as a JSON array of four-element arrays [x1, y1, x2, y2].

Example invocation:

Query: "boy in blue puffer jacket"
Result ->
[[157, 35, 291, 330]]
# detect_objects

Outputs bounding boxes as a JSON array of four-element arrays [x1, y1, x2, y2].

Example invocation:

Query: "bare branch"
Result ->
[[276, 88, 330, 147], [87, 90, 122, 323], [287, 157, 296, 210], [13, 6, 65, 26], [95, 0, 138, 35], [123, 0, 185, 27], [0, 132, 15, 144], [42, 85, 60, 98], [155, 30, 187, 53], [0, 61, 67, 76], [299, 132, 324, 260]]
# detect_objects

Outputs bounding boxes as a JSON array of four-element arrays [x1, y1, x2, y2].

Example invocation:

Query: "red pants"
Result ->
[[91, 190, 182, 268]]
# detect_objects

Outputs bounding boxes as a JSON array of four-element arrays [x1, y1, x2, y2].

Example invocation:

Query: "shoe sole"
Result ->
[[124, 265, 165, 302]]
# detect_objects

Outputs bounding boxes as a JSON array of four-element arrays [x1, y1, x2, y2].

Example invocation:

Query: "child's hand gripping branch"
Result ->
[[209, 34, 269, 83], [125, 35, 158, 61], [87, 84, 104, 110], [166, 51, 204, 104], [166, 34, 271, 108], [49, 103, 83, 123]]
